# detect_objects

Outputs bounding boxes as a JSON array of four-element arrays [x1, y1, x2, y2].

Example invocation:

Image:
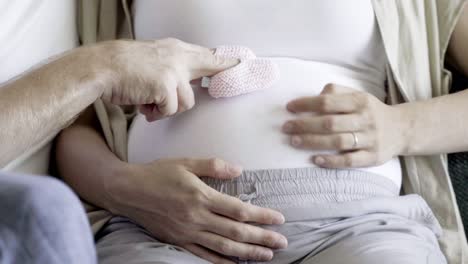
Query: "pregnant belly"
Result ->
[[128, 58, 402, 188]]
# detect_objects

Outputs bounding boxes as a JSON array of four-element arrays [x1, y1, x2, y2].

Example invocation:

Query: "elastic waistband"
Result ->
[[202, 167, 400, 209]]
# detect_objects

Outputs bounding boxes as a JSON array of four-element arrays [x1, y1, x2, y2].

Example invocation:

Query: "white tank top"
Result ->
[[128, 0, 402, 188], [1, 0, 78, 173]]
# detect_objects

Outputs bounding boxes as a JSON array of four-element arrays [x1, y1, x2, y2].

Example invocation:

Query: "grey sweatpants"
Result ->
[[96, 168, 446, 264], [0, 172, 97, 264]]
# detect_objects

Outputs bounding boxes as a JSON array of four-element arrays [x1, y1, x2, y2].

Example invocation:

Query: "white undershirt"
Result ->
[[128, 0, 402, 188], [1, 0, 77, 173]]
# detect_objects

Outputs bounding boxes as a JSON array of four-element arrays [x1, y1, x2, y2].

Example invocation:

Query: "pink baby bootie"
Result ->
[[202, 46, 279, 98]]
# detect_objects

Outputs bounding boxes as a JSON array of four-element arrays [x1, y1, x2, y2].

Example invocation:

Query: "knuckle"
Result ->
[[354, 93, 370, 108], [318, 95, 333, 112], [257, 210, 270, 223], [366, 113, 377, 129], [359, 112, 372, 129], [218, 240, 233, 254], [184, 186, 206, 205], [192, 191, 208, 205], [233, 209, 249, 222], [291, 120, 304, 132], [323, 117, 337, 132], [350, 118, 361, 131], [192, 186, 211, 204], [333, 135, 347, 149], [300, 135, 314, 147], [229, 226, 245, 241], [181, 210, 199, 223], [204, 187, 218, 200]]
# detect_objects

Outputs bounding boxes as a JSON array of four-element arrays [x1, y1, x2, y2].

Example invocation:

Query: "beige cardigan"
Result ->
[[78, 0, 468, 263]]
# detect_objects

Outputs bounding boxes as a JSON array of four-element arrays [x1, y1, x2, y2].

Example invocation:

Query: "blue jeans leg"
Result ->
[[0, 173, 96, 264]]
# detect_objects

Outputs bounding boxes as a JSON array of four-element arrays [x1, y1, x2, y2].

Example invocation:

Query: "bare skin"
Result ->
[[56, 108, 287, 264], [284, 4, 468, 167], [55, 3, 467, 264], [0, 37, 286, 263], [0, 38, 238, 167]]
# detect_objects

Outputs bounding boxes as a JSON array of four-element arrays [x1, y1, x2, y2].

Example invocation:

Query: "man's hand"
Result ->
[[0, 38, 237, 167], [282, 84, 405, 168], [108, 158, 287, 264], [94, 38, 238, 121]]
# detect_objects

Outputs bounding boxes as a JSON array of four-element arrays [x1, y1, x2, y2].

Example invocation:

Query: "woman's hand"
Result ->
[[93, 38, 238, 121], [283, 84, 406, 168], [108, 158, 287, 264]]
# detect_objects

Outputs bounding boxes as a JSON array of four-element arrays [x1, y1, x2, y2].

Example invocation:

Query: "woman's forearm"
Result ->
[[398, 89, 468, 156], [0, 46, 107, 167], [409, 1, 468, 155], [55, 107, 126, 213], [56, 107, 288, 263]]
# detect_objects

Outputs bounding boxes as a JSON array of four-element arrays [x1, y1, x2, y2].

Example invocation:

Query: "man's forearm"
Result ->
[[0, 46, 107, 167], [0, 38, 241, 168], [398, 88, 468, 156]]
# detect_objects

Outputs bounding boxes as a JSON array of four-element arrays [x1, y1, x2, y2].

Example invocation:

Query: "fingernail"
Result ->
[[261, 250, 274, 261], [275, 236, 288, 249], [272, 214, 285, 225], [282, 122, 294, 133], [286, 104, 296, 113], [291, 136, 302, 146], [228, 164, 243, 175], [314, 156, 325, 165]]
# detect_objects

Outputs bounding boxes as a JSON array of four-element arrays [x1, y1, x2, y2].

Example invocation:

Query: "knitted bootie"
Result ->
[[202, 46, 279, 98]]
